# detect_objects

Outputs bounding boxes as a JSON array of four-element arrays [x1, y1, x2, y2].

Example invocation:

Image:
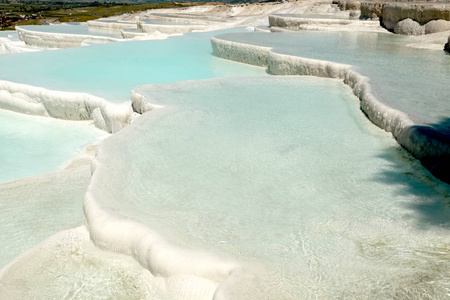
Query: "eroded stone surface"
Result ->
[[382, 3, 450, 30], [425, 19, 450, 34], [394, 18, 425, 35]]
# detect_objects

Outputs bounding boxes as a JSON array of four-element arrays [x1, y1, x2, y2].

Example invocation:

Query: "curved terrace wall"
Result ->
[[87, 19, 138, 30], [211, 35, 450, 180], [268, 14, 382, 32], [137, 21, 207, 34], [269, 14, 355, 28], [0, 80, 132, 133], [16, 26, 121, 49], [83, 159, 239, 299]]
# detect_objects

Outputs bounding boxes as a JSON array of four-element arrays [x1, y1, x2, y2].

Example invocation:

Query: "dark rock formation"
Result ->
[[445, 35, 450, 53]]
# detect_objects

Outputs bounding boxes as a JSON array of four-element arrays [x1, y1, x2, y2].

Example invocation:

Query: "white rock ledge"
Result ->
[[87, 19, 138, 30], [84, 147, 241, 299], [137, 21, 207, 34], [211, 35, 450, 178], [0, 80, 132, 133], [16, 26, 121, 49]]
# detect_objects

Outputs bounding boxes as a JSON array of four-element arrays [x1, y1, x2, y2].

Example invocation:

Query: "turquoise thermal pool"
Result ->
[[0, 29, 265, 102], [0, 109, 103, 184]]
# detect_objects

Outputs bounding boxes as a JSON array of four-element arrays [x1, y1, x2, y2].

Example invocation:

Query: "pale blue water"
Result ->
[[0, 29, 265, 102], [0, 110, 104, 269], [0, 109, 104, 183], [0, 31, 14, 37], [0, 28, 268, 277], [216, 31, 450, 127]]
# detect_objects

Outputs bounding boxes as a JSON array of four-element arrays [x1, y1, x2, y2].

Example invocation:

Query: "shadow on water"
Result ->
[[374, 146, 450, 230], [373, 115, 450, 229]]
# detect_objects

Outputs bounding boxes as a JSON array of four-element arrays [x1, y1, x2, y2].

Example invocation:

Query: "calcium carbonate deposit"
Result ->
[[0, 1, 449, 299]]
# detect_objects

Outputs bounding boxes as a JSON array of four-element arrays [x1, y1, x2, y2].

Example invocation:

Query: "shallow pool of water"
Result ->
[[91, 76, 450, 298], [0, 109, 104, 183]]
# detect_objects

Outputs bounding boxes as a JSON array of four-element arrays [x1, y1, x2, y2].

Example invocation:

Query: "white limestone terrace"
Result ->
[[87, 19, 138, 31], [0, 2, 449, 298], [268, 12, 385, 32], [86, 0, 329, 38], [0, 31, 41, 54], [0, 0, 447, 138], [0, 80, 133, 133], [211, 30, 450, 180], [136, 18, 211, 35], [4, 2, 355, 51], [82, 75, 450, 299], [0, 0, 337, 136], [15, 24, 123, 49]]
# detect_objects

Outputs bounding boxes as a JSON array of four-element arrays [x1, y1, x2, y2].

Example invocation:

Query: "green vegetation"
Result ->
[[0, 2, 206, 30]]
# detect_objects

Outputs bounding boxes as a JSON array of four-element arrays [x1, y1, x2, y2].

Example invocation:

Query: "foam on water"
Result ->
[[85, 76, 450, 298]]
